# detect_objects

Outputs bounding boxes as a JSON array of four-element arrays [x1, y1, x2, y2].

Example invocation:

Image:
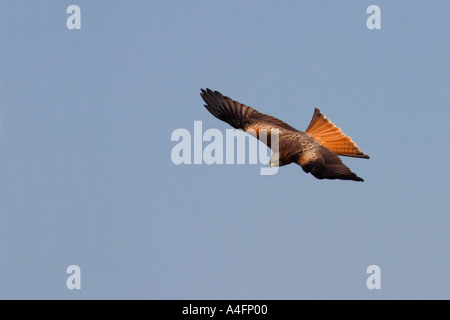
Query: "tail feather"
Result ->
[[305, 108, 370, 159]]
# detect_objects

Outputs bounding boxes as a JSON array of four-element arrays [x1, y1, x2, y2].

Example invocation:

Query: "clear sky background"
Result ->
[[0, 1, 448, 299]]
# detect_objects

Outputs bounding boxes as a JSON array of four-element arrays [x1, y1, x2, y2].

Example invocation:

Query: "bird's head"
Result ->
[[270, 152, 281, 167]]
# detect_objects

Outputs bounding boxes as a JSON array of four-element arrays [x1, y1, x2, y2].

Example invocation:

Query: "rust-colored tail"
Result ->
[[305, 108, 370, 159]]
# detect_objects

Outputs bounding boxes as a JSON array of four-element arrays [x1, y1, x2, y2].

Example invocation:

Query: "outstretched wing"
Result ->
[[200, 88, 299, 134]]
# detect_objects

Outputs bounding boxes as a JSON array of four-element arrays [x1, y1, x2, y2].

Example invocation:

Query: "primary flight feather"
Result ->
[[200, 88, 370, 182]]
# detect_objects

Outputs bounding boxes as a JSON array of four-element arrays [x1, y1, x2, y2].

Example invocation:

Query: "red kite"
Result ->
[[200, 89, 370, 181]]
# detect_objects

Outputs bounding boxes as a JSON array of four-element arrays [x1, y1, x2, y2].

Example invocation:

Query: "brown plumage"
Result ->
[[200, 88, 370, 182]]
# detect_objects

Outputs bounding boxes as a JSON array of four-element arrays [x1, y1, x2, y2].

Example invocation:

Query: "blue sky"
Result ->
[[0, 1, 448, 299]]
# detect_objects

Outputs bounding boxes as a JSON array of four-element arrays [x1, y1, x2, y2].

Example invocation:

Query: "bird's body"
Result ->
[[200, 88, 369, 181]]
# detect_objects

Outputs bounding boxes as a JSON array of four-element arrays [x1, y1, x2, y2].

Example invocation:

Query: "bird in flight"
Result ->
[[200, 88, 370, 182]]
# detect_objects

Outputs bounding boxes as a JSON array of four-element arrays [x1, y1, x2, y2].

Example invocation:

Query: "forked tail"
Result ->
[[305, 108, 370, 159]]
